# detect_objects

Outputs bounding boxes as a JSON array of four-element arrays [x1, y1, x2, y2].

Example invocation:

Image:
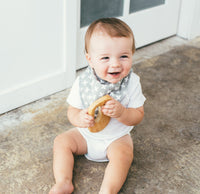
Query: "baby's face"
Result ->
[[86, 33, 133, 84]]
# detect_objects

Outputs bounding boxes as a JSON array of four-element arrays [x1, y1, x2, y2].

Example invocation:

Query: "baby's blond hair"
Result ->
[[85, 18, 135, 54]]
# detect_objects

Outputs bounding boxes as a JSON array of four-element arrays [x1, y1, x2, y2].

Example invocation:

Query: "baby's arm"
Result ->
[[67, 105, 94, 128], [102, 98, 144, 126]]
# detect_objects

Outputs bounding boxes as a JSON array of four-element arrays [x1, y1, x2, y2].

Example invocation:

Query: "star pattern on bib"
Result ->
[[79, 66, 131, 108]]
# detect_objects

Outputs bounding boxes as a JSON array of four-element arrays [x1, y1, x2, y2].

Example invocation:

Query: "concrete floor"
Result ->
[[0, 36, 200, 194]]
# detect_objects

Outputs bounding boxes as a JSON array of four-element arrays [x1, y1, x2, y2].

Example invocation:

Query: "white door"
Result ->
[[0, 0, 77, 114], [77, 0, 181, 70]]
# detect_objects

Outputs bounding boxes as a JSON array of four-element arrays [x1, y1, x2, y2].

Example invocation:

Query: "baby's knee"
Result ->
[[53, 130, 80, 154], [53, 133, 70, 149], [53, 134, 63, 149]]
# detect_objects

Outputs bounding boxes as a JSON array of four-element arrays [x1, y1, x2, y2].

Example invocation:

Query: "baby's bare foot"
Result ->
[[49, 180, 74, 194]]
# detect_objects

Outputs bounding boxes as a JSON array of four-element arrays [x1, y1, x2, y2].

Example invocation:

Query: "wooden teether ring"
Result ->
[[88, 95, 112, 133]]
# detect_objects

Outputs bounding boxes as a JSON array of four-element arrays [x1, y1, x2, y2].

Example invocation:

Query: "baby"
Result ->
[[49, 18, 146, 194]]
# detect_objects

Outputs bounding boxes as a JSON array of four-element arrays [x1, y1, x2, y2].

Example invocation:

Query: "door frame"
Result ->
[[177, 0, 200, 39]]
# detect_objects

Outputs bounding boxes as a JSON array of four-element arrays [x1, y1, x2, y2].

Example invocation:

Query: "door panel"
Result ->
[[125, 0, 180, 47], [129, 0, 165, 13], [81, 0, 123, 27], [0, 0, 76, 114]]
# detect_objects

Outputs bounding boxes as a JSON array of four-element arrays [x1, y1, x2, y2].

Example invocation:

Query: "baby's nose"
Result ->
[[111, 59, 120, 67]]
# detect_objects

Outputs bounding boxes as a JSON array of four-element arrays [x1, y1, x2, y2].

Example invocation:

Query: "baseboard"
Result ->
[[0, 71, 73, 114]]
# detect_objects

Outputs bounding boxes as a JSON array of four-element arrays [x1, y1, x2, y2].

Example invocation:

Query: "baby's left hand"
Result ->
[[102, 98, 125, 118]]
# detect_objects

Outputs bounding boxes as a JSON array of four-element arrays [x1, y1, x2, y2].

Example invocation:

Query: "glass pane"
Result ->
[[81, 0, 124, 27], [130, 0, 165, 13]]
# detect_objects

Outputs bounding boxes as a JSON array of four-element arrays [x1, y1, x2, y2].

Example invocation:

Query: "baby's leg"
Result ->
[[99, 134, 133, 194], [49, 128, 87, 194]]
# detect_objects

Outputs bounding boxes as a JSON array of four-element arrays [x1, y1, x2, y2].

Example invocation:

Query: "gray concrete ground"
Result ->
[[0, 36, 200, 194]]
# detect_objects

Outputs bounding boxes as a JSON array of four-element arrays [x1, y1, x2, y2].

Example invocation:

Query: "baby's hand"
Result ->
[[79, 109, 94, 128], [102, 98, 125, 118]]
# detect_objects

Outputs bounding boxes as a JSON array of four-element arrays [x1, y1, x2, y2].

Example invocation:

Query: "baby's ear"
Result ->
[[85, 53, 93, 67], [85, 53, 91, 62]]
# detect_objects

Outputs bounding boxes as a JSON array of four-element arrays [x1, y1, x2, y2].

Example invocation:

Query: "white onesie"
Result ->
[[67, 72, 146, 162]]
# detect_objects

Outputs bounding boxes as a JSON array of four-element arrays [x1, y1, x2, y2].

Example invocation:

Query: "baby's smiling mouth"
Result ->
[[108, 72, 120, 75]]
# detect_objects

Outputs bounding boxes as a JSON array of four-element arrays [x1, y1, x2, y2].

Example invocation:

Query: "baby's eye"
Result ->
[[120, 55, 128, 59], [101, 57, 109, 60]]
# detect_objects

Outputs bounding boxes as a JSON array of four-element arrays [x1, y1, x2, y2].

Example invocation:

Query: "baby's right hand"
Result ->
[[79, 109, 94, 128]]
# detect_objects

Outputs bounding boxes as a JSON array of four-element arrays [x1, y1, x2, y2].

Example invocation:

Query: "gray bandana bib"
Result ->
[[79, 66, 131, 108]]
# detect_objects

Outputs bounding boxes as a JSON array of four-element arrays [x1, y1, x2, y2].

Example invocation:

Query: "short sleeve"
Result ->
[[127, 74, 146, 108], [67, 77, 83, 109]]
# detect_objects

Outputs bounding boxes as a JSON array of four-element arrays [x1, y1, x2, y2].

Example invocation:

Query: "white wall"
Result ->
[[177, 0, 200, 39], [0, 0, 77, 114]]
